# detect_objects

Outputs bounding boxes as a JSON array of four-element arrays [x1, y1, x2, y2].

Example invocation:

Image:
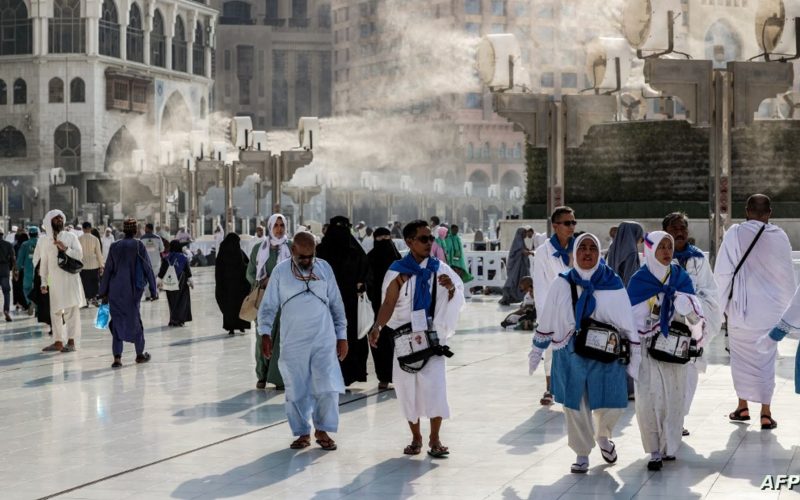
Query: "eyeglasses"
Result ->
[[414, 235, 435, 244], [554, 220, 578, 227]]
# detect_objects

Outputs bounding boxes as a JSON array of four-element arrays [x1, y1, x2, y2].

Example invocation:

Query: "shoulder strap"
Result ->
[[428, 272, 438, 319], [569, 278, 578, 307], [728, 223, 766, 301]]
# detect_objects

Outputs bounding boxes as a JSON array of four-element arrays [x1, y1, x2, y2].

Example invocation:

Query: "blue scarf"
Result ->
[[550, 234, 574, 266], [389, 253, 441, 312], [627, 264, 695, 337], [560, 265, 624, 330], [673, 244, 705, 269]]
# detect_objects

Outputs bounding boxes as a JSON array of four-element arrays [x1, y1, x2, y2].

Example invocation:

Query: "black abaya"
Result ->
[[316, 217, 370, 386], [366, 234, 401, 384], [215, 234, 251, 332], [159, 256, 192, 325]]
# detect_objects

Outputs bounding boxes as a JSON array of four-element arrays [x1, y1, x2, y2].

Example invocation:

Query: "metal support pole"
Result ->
[[224, 163, 234, 234], [546, 101, 565, 235], [709, 70, 732, 265], [159, 174, 168, 230], [270, 155, 281, 213], [347, 191, 354, 221], [187, 163, 199, 238]]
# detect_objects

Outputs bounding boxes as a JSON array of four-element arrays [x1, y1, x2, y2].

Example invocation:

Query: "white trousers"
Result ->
[[563, 393, 623, 456], [51, 306, 81, 344], [544, 348, 552, 377], [684, 361, 699, 416]]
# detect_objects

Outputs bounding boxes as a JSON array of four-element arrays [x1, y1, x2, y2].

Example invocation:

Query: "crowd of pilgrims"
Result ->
[[7, 193, 800, 471], [514, 195, 800, 473]]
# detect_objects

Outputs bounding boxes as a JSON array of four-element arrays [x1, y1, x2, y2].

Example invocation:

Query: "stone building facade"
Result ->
[[0, 0, 217, 224]]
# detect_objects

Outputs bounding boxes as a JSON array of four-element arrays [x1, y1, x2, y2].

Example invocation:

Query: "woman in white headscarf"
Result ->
[[529, 233, 639, 474], [246, 214, 292, 389], [627, 231, 705, 471]]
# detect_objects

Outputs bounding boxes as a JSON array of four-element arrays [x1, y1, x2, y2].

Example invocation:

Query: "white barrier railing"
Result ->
[[465, 251, 509, 293]]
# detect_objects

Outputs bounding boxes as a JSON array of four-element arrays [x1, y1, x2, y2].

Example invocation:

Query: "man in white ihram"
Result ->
[[39, 210, 85, 353], [714, 194, 795, 430]]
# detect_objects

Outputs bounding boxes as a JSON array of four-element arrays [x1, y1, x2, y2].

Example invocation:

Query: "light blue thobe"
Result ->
[[257, 258, 347, 436]]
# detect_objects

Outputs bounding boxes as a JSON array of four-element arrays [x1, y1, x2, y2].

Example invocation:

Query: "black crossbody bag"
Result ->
[[646, 303, 703, 364], [569, 281, 629, 365], [382, 272, 454, 374]]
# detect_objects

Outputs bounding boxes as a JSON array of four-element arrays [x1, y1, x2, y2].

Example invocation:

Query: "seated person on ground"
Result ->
[[501, 276, 536, 330]]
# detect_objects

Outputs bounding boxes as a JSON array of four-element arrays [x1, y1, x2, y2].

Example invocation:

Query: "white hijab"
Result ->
[[573, 233, 602, 281], [256, 214, 291, 280], [643, 231, 673, 282]]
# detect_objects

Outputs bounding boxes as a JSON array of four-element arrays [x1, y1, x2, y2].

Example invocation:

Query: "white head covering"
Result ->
[[42, 209, 66, 236], [256, 214, 292, 280], [643, 231, 673, 282], [573, 233, 602, 281]]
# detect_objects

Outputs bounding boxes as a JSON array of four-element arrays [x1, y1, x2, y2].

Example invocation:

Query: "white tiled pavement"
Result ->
[[1, 268, 799, 499]]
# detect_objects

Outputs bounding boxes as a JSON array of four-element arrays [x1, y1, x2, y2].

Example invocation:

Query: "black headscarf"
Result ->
[[368, 227, 401, 273], [169, 239, 183, 254], [217, 233, 243, 264], [318, 215, 363, 268]]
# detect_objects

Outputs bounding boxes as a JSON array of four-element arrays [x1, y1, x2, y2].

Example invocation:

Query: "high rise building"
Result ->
[[211, 0, 333, 130]]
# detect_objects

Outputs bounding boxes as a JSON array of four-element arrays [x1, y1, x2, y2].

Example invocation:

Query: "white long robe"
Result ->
[[633, 291, 704, 456], [533, 239, 570, 377], [676, 253, 722, 415], [714, 221, 795, 404], [38, 230, 85, 312], [382, 260, 465, 423]]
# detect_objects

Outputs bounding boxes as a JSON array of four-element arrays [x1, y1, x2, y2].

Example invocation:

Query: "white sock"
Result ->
[[576, 455, 589, 465], [650, 451, 662, 461], [596, 437, 611, 450]]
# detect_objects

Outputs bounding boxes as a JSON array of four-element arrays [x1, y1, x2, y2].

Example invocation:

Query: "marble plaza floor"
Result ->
[[2, 268, 800, 500]]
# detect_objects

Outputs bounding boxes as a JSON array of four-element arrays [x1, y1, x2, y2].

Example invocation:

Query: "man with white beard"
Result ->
[[39, 210, 85, 353], [714, 194, 795, 430]]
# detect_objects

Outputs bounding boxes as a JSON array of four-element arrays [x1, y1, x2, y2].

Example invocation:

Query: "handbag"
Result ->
[[94, 303, 110, 330], [357, 292, 373, 339], [57, 249, 83, 274], [569, 280, 628, 364], [388, 272, 454, 374], [239, 284, 265, 322], [647, 311, 703, 364]]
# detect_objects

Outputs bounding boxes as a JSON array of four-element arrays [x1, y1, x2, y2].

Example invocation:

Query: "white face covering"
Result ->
[[643, 231, 673, 282], [572, 233, 602, 281]]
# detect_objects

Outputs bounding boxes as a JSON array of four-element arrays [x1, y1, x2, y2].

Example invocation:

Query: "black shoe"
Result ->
[[4, 312, 11, 322], [111, 359, 122, 369], [663, 455, 676, 461], [256, 380, 267, 389], [647, 459, 663, 471], [135, 352, 151, 364]]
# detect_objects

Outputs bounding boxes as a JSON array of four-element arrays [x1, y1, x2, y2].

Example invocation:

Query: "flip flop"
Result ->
[[599, 441, 617, 464], [540, 392, 554, 406], [427, 443, 449, 458], [289, 436, 311, 449], [316, 437, 337, 451], [403, 442, 422, 455], [570, 462, 588, 474]]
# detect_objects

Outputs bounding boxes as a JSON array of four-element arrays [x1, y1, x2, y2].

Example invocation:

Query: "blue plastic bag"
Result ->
[[95, 303, 110, 330]]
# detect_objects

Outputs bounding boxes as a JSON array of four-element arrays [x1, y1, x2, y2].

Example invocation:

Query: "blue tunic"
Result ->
[[551, 337, 629, 411], [99, 238, 157, 342]]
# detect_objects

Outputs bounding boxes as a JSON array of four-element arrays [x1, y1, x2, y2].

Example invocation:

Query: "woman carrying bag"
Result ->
[[158, 240, 193, 327]]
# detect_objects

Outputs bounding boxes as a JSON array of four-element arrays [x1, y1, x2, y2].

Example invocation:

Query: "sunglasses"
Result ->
[[554, 220, 578, 227], [414, 235, 436, 244]]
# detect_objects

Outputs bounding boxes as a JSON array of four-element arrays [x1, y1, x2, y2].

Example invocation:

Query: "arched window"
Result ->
[[70, 77, 85, 102], [481, 141, 490, 159], [49, 0, 84, 54], [0, 126, 26, 157], [221, 1, 251, 25], [466, 142, 474, 160], [0, 79, 7, 105], [513, 142, 522, 158], [498, 142, 506, 159], [172, 16, 187, 72], [49, 77, 64, 103], [192, 22, 205, 76], [13, 78, 25, 104], [126, 3, 143, 62], [54, 122, 81, 172], [0, 0, 32, 55], [150, 9, 165, 67], [99, 0, 120, 57]]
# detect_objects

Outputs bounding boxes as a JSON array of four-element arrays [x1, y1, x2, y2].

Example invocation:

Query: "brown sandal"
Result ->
[[316, 436, 337, 451], [728, 407, 750, 422], [427, 441, 449, 458], [289, 436, 311, 449], [403, 441, 422, 455]]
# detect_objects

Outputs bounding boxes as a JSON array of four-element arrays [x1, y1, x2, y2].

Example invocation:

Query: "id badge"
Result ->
[[411, 309, 428, 332]]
